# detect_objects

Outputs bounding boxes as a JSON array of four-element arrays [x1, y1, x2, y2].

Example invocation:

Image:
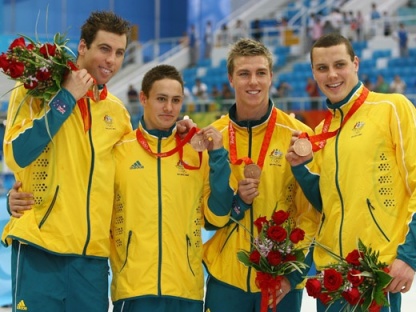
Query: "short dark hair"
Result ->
[[141, 64, 184, 97], [80, 11, 131, 48], [310, 33, 355, 64], [227, 38, 273, 76]]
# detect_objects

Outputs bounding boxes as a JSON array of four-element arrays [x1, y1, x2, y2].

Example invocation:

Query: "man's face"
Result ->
[[140, 78, 183, 131], [77, 30, 127, 85], [311, 44, 359, 104], [228, 55, 272, 111]]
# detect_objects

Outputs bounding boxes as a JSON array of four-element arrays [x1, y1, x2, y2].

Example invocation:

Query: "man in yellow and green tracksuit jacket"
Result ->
[[109, 64, 234, 312], [203, 102, 321, 311], [291, 82, 416, 311], [1, 83, 132, 311], [110, 123, 233, 311]]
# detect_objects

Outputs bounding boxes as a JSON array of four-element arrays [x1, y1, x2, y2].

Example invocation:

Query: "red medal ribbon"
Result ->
[[229, 108, 277, 169], [77, 84, 108, 132], [67, 61, 108, 132], [301, 87, 369, 151], [135, 127, 202, 170]]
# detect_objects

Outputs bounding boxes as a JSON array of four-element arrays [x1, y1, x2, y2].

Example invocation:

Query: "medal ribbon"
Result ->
[[301, 87, 369, 151], [77, 84, 108, 132], [136, 127, 202, 170], [228, 108, 277, 169], [67, 61, 108, 132]]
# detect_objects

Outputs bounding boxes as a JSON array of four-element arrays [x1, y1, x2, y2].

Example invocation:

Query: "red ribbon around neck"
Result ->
[[228, 108, 277, 169], [135, 126, 202, 170], [67, 61, 107, 132], [302, 87, 369, 152]]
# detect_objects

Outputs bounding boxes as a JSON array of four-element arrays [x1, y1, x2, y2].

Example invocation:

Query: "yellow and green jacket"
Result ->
[[203, 101, 320, 292], [292, 83, 416, 271], [110, 121, 233, 303], [1, 85, 132, 258]]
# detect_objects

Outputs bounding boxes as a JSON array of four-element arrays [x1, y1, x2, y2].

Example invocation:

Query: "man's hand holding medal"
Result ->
[[286, 131, 314, 166]]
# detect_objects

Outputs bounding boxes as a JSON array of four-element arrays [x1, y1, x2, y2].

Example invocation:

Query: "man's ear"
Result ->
[[78, 39, 87, 56]]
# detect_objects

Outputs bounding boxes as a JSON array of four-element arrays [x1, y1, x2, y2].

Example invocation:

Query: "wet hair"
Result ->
[[310, 33, 355, 64], [227, 38, 273, 76], [80, 11, 131, 48], [141, 64, 184, 97]]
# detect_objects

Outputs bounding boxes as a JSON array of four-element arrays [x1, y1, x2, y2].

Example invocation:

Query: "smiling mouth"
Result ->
[[99, 66, 112, 75], [327, 82, 342, 88], [247, 90, 260, 94]]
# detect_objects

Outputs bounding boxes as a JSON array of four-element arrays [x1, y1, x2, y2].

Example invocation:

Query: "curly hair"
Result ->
[[80, 11, 131, 48]]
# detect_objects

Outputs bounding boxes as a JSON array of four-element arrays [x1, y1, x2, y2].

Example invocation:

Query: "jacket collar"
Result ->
[[229, 99, 274, 127], [326, 81, 363, 110], [139, 119, 175, 138]]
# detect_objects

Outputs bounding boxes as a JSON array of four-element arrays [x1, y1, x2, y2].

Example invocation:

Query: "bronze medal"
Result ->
[[293, 138, 313, 157], [244, 163, 262, 179], [190, 133, 208, 152]]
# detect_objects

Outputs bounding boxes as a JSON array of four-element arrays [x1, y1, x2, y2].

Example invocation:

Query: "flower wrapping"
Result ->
[[234, 209, 309, 312], [305, 239, 393, 312]]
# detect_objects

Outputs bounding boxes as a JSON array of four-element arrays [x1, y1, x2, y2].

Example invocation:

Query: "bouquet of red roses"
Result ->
[[0, 32, 75, 103], [305, 239, 392, 312], [234, 209, 308, 312]]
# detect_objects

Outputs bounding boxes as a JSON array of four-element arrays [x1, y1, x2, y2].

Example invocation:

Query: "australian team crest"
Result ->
[[104, 114, 116, 130], [176, 160, 189, 176], [269, 148, 284, 166], [352, 121, 365, 137]]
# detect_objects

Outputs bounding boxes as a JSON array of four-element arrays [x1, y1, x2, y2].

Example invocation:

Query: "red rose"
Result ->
[[305, 278, 322, 298], [267, 225, 287, 242], [24, 79, 38, 90], [323, 268, 343, 291], [39, 43, 55, 56], [341, 287, 362, 305], [8, 60, 25, 78], [26, 43, 35, 50], [249, 249, 261, 264], [39, 43, 57, 57], [345, 249, 363, 266], [9, 37, 26, 50], [272, 210, 290, 225], [36, 68, 52, 81], [0, 53, 10, 71], [266, 250, 282, 266], [253, 216, 268, 232], [289, 228, 305, 244], [368, 300, 383, 312], [318, 292, 332, 305], [347, 269, 364, 287]]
